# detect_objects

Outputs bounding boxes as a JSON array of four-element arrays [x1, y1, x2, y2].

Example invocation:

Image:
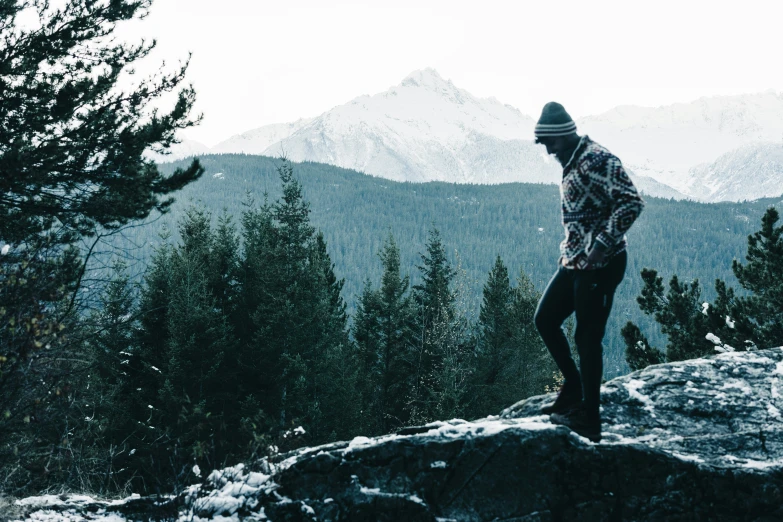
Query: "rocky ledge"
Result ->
[[16, 348, 783, 521]]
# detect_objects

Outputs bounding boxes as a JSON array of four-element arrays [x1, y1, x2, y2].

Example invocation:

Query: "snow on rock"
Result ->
[[12, 493, 174, 521], [16, 348, 783, 521]]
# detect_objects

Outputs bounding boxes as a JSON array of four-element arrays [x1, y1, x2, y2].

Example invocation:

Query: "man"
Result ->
[[533, 102, 644, 442]]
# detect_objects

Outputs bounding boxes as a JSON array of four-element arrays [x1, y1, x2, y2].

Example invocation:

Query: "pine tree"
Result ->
[[470, 256, 514, 416], [111, 208, 246, 490], [81, 263, 138, 492], [469, 261, 555, 418], [353, 279, 382, 432], [409, 227, 467, 424], [0, 0, 202, 246], [237, 198, 280, 416], [271, 162, 317, 431], [509, 269, 557, 400], [622, 270, 737, 369], [730, 207, 783, 348], [0, 0, 202, 488], [637, 270, 714, 362], [374, 234, 416, 432], [306, 231, 356, 441], [131, 240, 172, 416], [622, 210, 783, 369], [353, 233, 415, 434], [235, 162, 358, 445], [622, 322, 664, 372]]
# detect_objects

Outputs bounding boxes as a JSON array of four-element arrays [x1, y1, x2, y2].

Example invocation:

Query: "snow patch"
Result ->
[[721, 380, 753, 395], [725, 316, 735, 328], [744, 459, 783, 470], [623, 379, 656, 416], [347, 436, 373, 450], [671, 452, 705, 463], [359, 486, 426, 506]]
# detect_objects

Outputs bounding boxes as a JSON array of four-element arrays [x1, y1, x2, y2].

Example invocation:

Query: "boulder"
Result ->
[[16, 348, 783, 521]]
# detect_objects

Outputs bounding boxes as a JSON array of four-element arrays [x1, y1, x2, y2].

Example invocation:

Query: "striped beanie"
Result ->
[[534, 102, 577, 138]]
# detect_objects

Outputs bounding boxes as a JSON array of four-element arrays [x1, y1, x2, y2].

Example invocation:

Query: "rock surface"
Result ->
[[15, 348, 783, 521]]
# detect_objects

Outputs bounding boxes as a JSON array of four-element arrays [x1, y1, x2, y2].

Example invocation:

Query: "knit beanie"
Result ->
[[534, 102, 577, 138]]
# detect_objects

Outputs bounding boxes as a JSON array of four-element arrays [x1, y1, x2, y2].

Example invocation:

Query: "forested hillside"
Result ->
[[113, 154, 780, 376]]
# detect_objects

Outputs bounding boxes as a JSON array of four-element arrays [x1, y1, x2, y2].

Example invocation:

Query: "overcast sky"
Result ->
[[118, 0, 783, 146]]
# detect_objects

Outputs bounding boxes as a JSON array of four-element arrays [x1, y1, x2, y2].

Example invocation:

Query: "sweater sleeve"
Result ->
[[592, 154, 645, 248]]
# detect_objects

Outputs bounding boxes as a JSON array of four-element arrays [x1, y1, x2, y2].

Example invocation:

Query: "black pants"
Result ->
[[534, 251, 627, 417]]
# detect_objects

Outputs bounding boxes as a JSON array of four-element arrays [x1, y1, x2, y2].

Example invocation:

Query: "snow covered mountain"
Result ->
[[158, 69, 783, 202], [210, 69, 683, 197], [146, 138, 210, 163], [626, 173, 688, 200], [254, 69, 542, 184], [578, 91, 783, 197], [684, 142, 783, 202], [212, 118, 314, 155]]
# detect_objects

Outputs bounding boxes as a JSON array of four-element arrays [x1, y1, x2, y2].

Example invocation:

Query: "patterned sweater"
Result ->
[[559, 136, 644, 270]]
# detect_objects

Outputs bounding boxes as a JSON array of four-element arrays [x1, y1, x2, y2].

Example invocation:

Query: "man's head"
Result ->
[[535, 102, 580, 165]]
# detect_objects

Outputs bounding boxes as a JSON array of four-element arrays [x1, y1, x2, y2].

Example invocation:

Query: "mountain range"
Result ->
[[159, 69, 783, 202]]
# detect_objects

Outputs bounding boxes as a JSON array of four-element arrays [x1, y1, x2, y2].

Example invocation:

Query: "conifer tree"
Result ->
[[632, 270, 714, 362], [113, 209, 245, 489], [305, 231, 356, 441], [509, 269, 556, 399], [623, 208, 783, 370], [470, 261, 555, 417], [354, 233, 415, 434], [729, 207, 783, 348], [353, 279, 382, 432], [0, 0, 202, 246], [409, 228, 468, 423], [470, 256, 515, 416], [237, 199, 280, 416], [235, 162, 357, 443], [0, 0, 202, 486], [374, 234, 416, 431], [270, 162, 317, 430], [115, 241, 171, 488], [622, 322, 664, 372], [208, 212, 241, 317], [79, 263, 139, 492]]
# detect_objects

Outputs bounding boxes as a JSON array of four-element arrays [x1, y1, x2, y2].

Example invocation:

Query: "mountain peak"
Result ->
[[400, 68, 453, 90]]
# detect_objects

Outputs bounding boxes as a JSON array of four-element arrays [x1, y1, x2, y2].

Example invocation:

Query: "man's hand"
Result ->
[[586, 241, 608, 269]]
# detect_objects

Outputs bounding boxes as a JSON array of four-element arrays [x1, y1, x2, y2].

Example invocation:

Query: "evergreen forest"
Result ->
[[137, 153, 781, 375]]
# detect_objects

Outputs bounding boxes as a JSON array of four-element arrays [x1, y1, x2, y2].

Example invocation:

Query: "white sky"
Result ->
[[117, 0, 783, 146]]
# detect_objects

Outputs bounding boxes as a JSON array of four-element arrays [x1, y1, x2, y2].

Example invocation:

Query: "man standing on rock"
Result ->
[[533, 102, 644, 442]]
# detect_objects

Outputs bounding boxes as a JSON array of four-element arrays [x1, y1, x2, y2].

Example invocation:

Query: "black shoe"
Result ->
[[550, 405, 601, 442], [541, 380, 583, 415]]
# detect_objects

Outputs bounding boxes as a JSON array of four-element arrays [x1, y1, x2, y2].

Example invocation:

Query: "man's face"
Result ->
[[535, 136, 561, 157]]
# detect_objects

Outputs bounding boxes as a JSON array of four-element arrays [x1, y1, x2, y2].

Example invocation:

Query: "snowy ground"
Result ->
[[13, 348, 783, 521]]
